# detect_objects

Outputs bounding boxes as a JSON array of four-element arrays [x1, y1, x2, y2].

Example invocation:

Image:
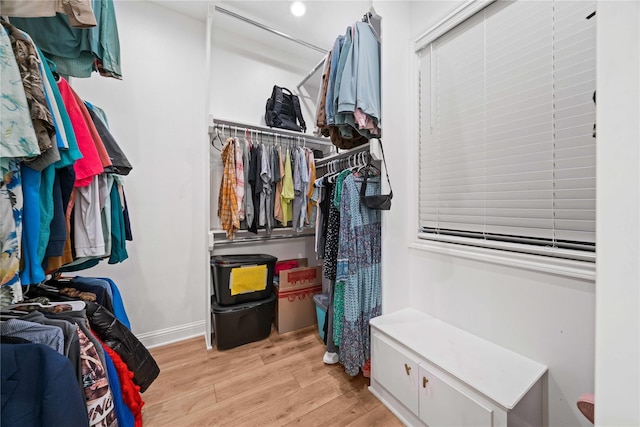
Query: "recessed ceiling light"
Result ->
[[290, 1, 306, 17]]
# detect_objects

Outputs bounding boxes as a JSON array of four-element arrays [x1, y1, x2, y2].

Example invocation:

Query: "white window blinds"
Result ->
[[418, 0, 596, 258]]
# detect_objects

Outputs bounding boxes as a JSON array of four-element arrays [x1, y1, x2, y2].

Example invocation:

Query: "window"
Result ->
[[417, 0, 596, 261]]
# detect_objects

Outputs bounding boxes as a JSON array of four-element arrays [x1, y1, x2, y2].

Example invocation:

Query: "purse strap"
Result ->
[[361, 139, 393, 197]]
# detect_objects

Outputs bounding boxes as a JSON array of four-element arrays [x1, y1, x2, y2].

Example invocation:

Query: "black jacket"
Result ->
[[86, 302, 159, 393]]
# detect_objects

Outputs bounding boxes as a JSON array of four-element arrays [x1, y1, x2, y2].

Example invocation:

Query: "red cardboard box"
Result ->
[[275, 265, 322, 334]]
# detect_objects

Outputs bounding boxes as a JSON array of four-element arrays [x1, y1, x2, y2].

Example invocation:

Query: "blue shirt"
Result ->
[[326, 35, 345, 125], [0, 319, 64, 354], [337, 21, 381, 125]]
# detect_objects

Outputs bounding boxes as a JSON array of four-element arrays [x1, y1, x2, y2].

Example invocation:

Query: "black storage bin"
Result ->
[[211, 293, 276, 350], [211, 254, 277, 306]]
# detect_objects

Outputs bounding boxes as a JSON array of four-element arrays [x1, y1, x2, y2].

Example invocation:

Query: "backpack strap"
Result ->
[[287, 89, 307, 133], [271, 85, 284, 116]]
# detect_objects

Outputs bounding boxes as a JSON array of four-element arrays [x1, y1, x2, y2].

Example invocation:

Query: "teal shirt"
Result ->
[[108, 179, 128, 264], [10, 0, 122, 79], [35, 46, 83, 169], [335, 21, 381, 139], [337, 21, 381, 122]]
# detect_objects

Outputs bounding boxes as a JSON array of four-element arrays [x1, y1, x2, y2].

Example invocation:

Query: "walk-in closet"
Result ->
[[1, 1, 638, 426]]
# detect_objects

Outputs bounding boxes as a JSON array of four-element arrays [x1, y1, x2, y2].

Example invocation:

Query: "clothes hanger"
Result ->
[[327, 159, 343, 183], [211, 128, 224, 151], [356, 151, 370, 173], [347, 152, 361, 172], [364, 6, 381, 40], [244, 128, 251, 149]]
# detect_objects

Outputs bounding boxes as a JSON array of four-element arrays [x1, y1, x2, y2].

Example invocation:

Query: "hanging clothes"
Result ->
[[0, 0, 97, 27], [259, 143, 273, 234], [292, 147, 309, 232], [336, 21, 381, 138], [326, 36, 345, 126], [270, 142, 280, 228], [2, 21, 58, 171], [9, 0, 122, 79], [75, 325, 118, 427], [233, 137, 245, 222], [20, 163, 46, 285], [0, 343, 90, 427], [335, 173, 382, 376], [247, 142, 260, 234], [86, 104, 132, 175], [273, 145, 285, 225], [315, 50, 333, 135], [0, 25, 40, 168], [306, 149, 317, 226], [281, 147, 295, 226], [0, 160, 24, 299], [242, 135, 254, 230], [57, 77, 105, 187], [218, 139, 239, 240], [323, 170, 351, 281]]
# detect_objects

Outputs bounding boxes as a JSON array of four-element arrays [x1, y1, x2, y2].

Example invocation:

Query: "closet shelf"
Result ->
[[209, 117, 334, 148], [210, 228, 315, 246]]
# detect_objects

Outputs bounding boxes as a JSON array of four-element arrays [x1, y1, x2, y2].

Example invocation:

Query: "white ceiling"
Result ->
[[148, 1, 374, 56], [148, 1, 375, 93]]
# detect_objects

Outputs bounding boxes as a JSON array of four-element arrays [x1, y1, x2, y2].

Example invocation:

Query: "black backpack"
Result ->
[[265, 86, 306, 133]]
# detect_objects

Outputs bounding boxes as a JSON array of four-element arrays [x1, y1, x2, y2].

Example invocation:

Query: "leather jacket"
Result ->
[[86, 302, 159, 393]]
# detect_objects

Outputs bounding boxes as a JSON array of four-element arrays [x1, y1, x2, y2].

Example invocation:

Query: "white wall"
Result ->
[[595, 2, 640, 426], [71, 0, 208, 347], [374, 1, 414, 314], [376, 2, 597, 426], [209, 40, 318, 132]]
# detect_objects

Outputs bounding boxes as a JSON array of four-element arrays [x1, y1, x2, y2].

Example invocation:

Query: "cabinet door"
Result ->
[[372, 332, 420, 414], [419, 364, 493, 427]]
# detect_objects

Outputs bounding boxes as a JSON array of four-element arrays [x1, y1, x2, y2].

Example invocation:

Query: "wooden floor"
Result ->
[[142, 325, 403, 427]]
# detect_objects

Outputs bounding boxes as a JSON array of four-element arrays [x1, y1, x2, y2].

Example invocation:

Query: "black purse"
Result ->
[[360, 141, 393, 211]]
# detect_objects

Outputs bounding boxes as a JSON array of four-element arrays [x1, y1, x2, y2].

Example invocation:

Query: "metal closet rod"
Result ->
[[315, 142, 371, 167], [297, 55, 328, 91], [212, 231, 315, 246], [211, 118, 333, 147], [214, 6, 328, 54]]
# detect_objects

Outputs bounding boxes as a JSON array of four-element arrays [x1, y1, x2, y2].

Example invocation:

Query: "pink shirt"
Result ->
[[58, 78, 104, 186]]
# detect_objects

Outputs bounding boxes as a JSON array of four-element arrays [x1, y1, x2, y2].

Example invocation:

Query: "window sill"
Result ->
[[409, 237, 595, 281]]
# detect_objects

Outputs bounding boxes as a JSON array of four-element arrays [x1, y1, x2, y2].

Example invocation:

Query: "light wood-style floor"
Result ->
[[142, 325, 403, 427]]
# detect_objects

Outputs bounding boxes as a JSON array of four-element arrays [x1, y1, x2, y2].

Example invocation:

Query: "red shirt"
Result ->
[[57, 78, 104, 186]]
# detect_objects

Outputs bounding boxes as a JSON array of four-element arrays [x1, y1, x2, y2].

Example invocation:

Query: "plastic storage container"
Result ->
[[210, 293, 276, 350], [211, 254, 277, 306], [313, 293, 329, 341]]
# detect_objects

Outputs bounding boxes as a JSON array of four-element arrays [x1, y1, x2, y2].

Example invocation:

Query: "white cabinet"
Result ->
[[418, 364, 493, 427], [372, 333, 421, 414], [370, 309, 547, 427]]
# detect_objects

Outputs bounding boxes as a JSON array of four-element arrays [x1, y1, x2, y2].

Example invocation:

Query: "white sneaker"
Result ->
[[323, 351, 339, 364]]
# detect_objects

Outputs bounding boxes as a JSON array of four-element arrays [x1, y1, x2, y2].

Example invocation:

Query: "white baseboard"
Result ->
[[137, 320, 206, 349]]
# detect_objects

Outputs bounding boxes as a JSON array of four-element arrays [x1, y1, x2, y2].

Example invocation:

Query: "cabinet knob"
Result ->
[[404, 363, 411, 375], [423, 376, 429, 388]]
